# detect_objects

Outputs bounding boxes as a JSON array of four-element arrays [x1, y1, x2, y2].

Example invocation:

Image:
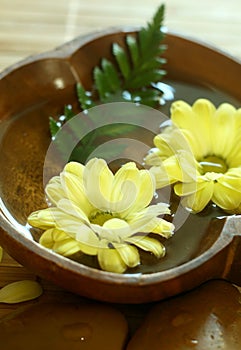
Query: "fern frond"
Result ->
[[49, 3, 168, 161], [112, 43, 131, 80], [76, 83, 95, 110], [49, 117, 60, 138]]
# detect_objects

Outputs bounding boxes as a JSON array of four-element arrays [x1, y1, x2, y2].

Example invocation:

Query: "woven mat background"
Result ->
[[0, 0, 240, 72]]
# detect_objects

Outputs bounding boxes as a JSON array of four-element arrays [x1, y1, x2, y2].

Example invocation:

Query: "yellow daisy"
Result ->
[[28, 158, 174, 273], [146, 99, 241, 213]]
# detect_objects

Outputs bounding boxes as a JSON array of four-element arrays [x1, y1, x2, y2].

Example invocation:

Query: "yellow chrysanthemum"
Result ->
[[146, 99, 241, 213], [28, 158, 174, 273]]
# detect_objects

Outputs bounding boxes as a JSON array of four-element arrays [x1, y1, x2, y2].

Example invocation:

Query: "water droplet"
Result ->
[[152, 82, 175, 101], [61, 322, 92, 342], [199, 155, 228, 174], [183, 333, 198, 347]]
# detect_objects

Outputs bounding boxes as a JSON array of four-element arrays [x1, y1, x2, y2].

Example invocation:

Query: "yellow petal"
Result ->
[[227, 138, 241, 167], [84, 158, 114, 210], [103, 218, 129, 230], [52, 241, 80, 256], [42, 230, 83, 256], [165, 151, 197, 182], [37, 205, 90, 239], [128, 236, 165, 259], [211, 103, 236, 158], [162, 155, 183, 182], [40, 228, 98, 256], [179, 129, 207, 160], [228, 167, 241, 177], [56, 214, 99, 250], [120, 168, 155, 217], [129, 169, 155, 210], [113, 243, 140, 268], [128, 203, 170, 234], [149, 165, 175, 189], [45, 176, 65, 205], [192, 98, 216, 119], [170, 99, 217, 159], [154, 127, 190, 158], [216, 171, 241, 192], [53, 211, 85, 235], [150, 150, 197, 190], [39, 228, 66, 249], [191, 98, 216, 154], [28, 207, 59, 230], [58, 198, 89, 223], [174, 179, 206, 196], [64, 161, 85, 178], [60, 172, 93, 215], [179, 181, 214, 213], [97, 245, 126, 273], [110, 162, 140, 213], [227, 201, 241, 214], [96, 218, 130, 241], [213, 182, 241, 211], [153, 132, 174, 157], [0, 280, 43, 304], [143, 217, 174, 238], [171, 100, 195, 129], [53, 239, 95, 256], [144, 148, 163, 166]]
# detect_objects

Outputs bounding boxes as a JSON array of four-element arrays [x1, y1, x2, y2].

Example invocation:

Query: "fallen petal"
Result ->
[[0, 280, 43, 304]]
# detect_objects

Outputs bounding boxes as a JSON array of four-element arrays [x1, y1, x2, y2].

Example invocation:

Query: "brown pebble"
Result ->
[[61, 322, 92, 342], [0, 302, 128, 350], [127, 280, 241, 350]]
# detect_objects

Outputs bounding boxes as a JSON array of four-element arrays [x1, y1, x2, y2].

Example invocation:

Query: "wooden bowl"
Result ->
[[0, 27, 240, 303]]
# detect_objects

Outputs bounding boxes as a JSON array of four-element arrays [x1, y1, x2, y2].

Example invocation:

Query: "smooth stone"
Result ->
[[0, 302, 128, 350], [127, 280, 241, 350]]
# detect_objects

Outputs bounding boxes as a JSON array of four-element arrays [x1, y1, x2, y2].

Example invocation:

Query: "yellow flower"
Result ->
[[28, 158, 174, 273], [146, 99, 241, 213]]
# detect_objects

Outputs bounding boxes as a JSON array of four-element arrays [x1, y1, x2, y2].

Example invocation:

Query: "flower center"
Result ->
[[89, 210, 116, 226], [199, 155, 228, 174]]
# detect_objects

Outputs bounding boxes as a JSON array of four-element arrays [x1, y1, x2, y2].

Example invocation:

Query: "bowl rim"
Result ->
[[1, 26, 240, 79], [0, 208, 236, 285]]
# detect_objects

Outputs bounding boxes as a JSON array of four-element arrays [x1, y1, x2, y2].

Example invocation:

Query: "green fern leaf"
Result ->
[[76, 83, 95, 110], [49, 117, 60, 138], [126, 35, 139, 67], [126, 69, 166, 90], [93, 66, 112, 101], [64, 104, 75, 121], [112, 43, 131, 80], [101, 58, 121, 92], [80, 3, 166, 107]]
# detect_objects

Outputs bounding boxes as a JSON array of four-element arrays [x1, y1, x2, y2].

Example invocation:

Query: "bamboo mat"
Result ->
[[0, 0, 240, 72], [0, 0, 240, 320]]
